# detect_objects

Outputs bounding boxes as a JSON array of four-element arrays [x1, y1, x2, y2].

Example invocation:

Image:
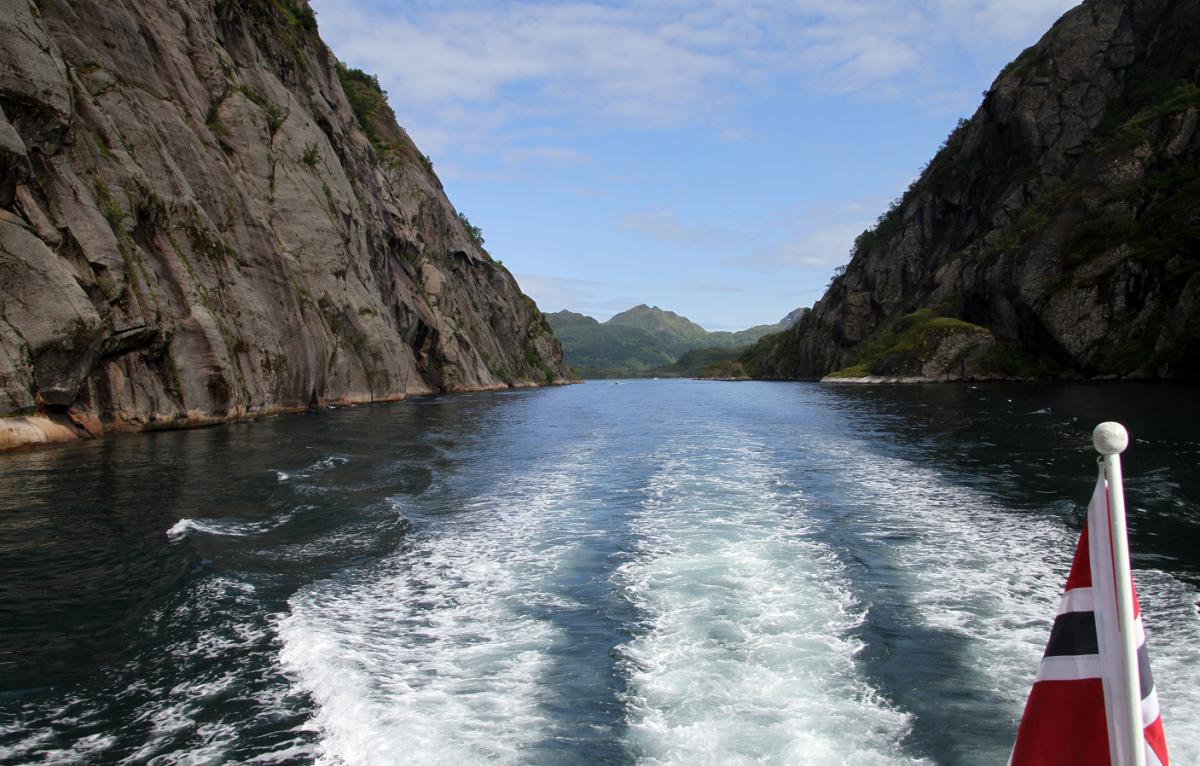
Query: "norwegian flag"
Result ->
[[1011, 472, 1169, 765]]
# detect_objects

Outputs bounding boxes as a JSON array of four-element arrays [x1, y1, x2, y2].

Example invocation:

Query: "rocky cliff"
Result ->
[[0, 0, 571, 449], [748, 0, 1200, 382]]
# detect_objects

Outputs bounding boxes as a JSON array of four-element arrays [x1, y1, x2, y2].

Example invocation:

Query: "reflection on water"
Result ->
[[0, 381, 1197, 765]]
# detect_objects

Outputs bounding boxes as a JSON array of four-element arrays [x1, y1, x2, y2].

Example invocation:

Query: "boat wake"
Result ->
[[278, 445, 598, 764], [615, 436, 921, 765]]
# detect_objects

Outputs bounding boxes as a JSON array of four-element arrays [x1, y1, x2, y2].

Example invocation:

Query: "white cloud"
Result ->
[[689, 283, 746, 294], [727, 220, 871, 271], [502, 146, 591, 166], [514, 273, 639, 319], [715, 126, 753, 142], [934, 0, 1080, 44], [618, 207, 747, 249], [311, 0, 1081, 154], [618, 201, 876, 273]]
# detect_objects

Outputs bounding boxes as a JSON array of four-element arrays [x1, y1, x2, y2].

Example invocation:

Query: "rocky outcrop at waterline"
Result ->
[[743, 0, 1200, 382], [0, 0, 572, 449]]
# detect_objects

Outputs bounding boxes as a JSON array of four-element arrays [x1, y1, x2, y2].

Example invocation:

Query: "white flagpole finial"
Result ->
[[1093, 421, 1129, 456], [1093, 420, 1145, 766]]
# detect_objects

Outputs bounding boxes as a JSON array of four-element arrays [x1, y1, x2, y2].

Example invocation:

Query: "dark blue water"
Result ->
[[1, 380, 1198, 764]]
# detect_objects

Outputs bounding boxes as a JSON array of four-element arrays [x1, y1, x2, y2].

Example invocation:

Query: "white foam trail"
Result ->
[[0, 729, 116, 766], [836, 446, 1069, 706], [809, 435, 1200, 762], [166, 518, 196, 539], [277, 447, 595, 765], [0, 576, 313, 765], [617, 437, 923, 766], [165, 516, 280, 540], [272, 455, 350, 485], [33, 741, 115, 765], [166, 516, 265, 540]]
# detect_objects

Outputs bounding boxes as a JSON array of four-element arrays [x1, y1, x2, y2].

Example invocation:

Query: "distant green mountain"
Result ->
[[546, 317, 673, 378], [604, 305, 716, 357], [543, 310, 599, 329], [546, 305, 799, 378], [646, 347, 745, 378]]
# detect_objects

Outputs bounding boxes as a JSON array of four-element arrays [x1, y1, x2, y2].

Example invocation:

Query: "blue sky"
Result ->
[[309, 0, 1079, 331]]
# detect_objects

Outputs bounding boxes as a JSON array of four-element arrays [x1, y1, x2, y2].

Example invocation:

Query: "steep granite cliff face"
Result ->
[[0, 0, 571, 448], [750, 0, 1200, 381]]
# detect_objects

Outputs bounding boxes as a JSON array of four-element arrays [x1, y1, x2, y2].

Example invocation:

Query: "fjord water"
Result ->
[[1, 381, 1198, 765]]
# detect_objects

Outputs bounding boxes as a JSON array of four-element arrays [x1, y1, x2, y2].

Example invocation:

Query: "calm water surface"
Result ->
[[1, 380, 1198, 765]]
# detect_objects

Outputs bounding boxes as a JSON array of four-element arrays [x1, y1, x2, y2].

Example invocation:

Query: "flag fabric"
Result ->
[[1011, 470, 1169, 765]]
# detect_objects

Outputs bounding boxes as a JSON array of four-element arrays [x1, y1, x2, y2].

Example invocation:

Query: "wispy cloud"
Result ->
[[619, 201, 876, 273], [935, 0, 1078, 43], [689, 283, 746, 294], [715, 127, 753, 143], [502, 146, 591, 167], [514, 273, 639, 320], [618, 207, 746, 250], [728, 220, 872, 272], [311, 0, 1079, 154]]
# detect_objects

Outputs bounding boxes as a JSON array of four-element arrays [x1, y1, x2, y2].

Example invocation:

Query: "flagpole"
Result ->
[[1093, 421, 1144, 766]]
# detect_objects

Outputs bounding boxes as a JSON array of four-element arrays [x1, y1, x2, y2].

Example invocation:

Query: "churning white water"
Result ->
[[615, 436, 922, 765], [278, 445, 601, 764]]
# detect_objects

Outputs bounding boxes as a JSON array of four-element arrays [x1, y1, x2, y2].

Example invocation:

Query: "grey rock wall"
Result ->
[[0, 0, 571, 445], [759, 0, 1200, 381]]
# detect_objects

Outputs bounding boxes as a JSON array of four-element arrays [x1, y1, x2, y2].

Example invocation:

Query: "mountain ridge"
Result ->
[[547, 305, 798, 378]]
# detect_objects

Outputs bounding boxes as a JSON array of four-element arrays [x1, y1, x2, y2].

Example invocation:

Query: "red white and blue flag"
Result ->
[[1011, 471, 1169, 765]]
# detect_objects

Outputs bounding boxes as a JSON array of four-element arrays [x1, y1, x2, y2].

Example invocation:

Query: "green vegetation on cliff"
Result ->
[[739, 0, 1200, 381], [824, 310, 990, 378], [334, 61, 437, 176]]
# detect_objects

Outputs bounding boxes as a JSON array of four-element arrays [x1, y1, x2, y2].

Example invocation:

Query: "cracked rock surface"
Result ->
[[754, 0, 1200, 381], [0, 0, 571, 447]]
